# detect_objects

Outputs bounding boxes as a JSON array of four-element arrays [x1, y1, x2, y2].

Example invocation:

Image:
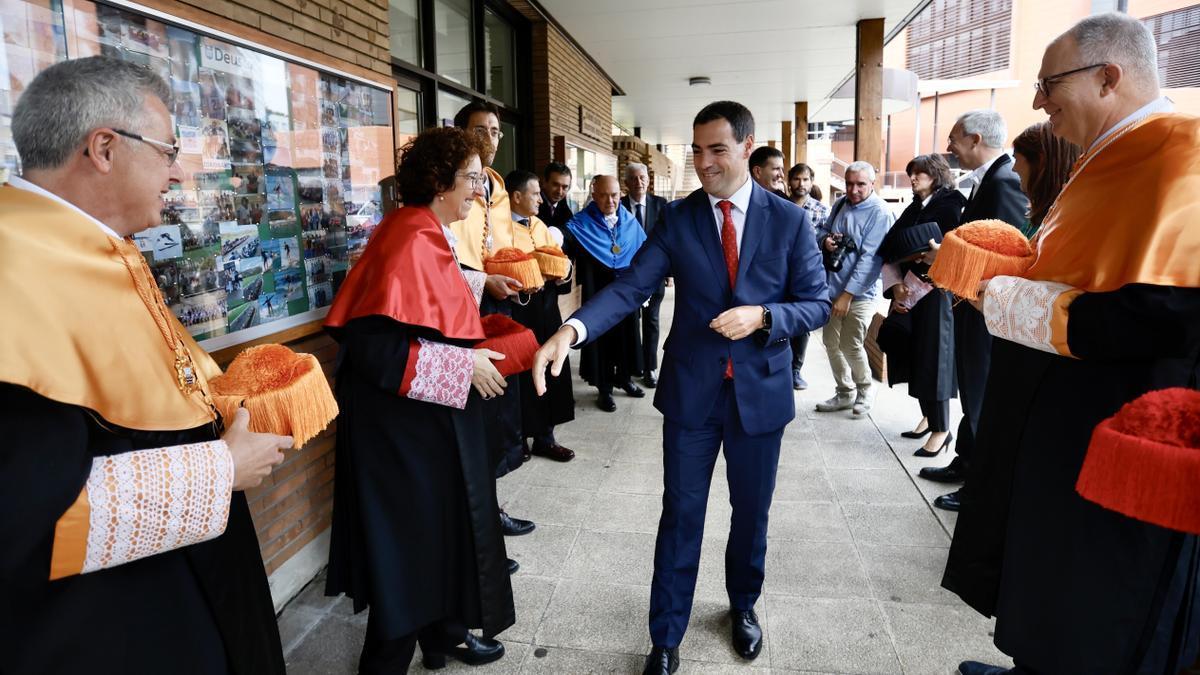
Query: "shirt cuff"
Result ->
[[982, 275, 1083, 357], [564, 318, 588, 347], [398, 338, 474, 409]]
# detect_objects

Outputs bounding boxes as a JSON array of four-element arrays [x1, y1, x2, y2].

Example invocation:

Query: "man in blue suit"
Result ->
[[533, 101, 830, 674]]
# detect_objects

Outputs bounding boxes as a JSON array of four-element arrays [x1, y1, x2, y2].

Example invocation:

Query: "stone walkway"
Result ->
[[282, 291, 1012, 674]]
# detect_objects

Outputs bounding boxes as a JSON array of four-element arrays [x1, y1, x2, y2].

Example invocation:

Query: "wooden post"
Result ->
[[767, 140, 777, 148], [855, 18, 884, 184], [552, 135, 566, 164], [781, 121, 792, 167], [794, 102, 808, 165]]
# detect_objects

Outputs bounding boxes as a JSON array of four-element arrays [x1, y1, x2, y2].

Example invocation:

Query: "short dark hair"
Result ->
[[396, 127, 489, 206], [904, 154, 955, 192], [505, 169, 538, 194], [453, 101, 501, 129], [693, 101, 754, 143], [748, 146, 784, 170], [788, 163, 814, 182], [543, 161, 571, 180]]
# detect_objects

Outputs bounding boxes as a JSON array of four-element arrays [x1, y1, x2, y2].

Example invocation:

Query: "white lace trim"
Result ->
[[407, 338, 473, 409], [82, 442, 233, 574], [461, 270, 487, 307], [983, 275, 1075, 354]]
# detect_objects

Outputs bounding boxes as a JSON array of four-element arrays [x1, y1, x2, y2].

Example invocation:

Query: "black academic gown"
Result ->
[[537, 198, 574, 231], [943, 284, 1200, 673], [0, 384, 284, 675], [511, 281, 575, 437], [562, 229, 644, 388], [879, 187, 964, 402], [325, 316, 515, 642]]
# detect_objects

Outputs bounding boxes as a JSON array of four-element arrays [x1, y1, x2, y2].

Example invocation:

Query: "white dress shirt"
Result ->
[[967, 153, 1004, 201], [7, 175, 122, 238]]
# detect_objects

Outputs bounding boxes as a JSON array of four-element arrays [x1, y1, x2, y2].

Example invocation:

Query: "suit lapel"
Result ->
[[692, 193, 731, 296], [966, 154, 1012, 214], [734, 186, 766, 292]]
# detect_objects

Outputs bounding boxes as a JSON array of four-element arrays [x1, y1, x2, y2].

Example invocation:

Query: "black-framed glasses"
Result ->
[[457, 171, 487, 187], [112, 128, 180, 165], [1034, 63, 1107, 96]]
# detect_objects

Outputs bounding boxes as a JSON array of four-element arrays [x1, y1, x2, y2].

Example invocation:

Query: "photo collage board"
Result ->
[[2, 0, 393, 344]]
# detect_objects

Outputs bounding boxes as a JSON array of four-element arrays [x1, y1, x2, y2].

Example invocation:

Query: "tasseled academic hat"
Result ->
[[1076, 388, 1200, 535], [927, 219, 1035, 300], [210, 344, 339, 446], [477, 314, 540, 378], [485, 247, 544, 290], [533, 245, 571, 280]]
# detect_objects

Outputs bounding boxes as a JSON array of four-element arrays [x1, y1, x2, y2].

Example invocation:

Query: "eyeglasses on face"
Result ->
[[471, 126, 504, 140], [112, 128, 180, 164], [1033, 63, 1107, 97], [457, 171, 487, 187]]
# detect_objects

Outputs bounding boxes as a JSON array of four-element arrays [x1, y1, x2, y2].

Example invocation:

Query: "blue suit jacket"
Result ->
[[571, 182, 831, 434]]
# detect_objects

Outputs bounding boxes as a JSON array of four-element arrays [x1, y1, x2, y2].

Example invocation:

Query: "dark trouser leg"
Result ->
[[416, 618, 468, 653], [649, 390, 725, 648], [918, 398, 950, 433], [642, 285, 665, 372], [359, 612, 418, 675], [790, 331, 809, 373], [951, 304, 993, 473], [722, 395, 785, 611], [531, 428, 556, 449]]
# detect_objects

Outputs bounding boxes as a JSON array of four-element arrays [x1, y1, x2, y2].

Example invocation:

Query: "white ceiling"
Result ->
[[537, 0, 929, 145]]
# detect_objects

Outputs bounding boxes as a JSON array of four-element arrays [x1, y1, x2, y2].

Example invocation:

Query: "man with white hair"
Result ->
[[621, 161, 669, 388], [944, 13, 1200, 675], [919, 109, 1027, 513], [813, 161, 893, 417]]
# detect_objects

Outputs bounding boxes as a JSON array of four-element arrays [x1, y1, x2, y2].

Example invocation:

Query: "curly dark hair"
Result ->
[[395, 127, 489, 206]]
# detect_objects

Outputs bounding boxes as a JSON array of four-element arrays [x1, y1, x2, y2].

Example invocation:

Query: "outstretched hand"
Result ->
[[532, 325, 577, 395]]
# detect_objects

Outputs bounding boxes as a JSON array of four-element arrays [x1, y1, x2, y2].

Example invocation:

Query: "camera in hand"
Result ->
[[823, 233, 859, 272]]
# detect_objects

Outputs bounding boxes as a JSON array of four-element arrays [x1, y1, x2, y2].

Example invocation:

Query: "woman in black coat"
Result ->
[[879, 154, 965, 456]]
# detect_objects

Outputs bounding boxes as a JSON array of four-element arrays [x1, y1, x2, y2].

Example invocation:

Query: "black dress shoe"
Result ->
[[422, 633, 505, 670], [506, 558, 519, 575], [499, 510, 535, 536], [643, 372, 658, 388], [958, 660, 1012, 675], [913, 432, 953, 458], [597, 391, 617, 412], [729, 609, 763, 660], [620, 381, 646, 398], [532, 443, 575, 462], [641, 646, 679, 674], [934, 489, 962, 512], [919, 463, 966, 484]]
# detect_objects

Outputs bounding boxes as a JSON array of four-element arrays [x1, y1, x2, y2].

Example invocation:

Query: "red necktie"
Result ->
[[718, 200, 738, 379]]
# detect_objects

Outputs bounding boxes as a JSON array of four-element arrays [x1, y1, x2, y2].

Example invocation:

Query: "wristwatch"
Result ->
[[760, 305, 772, 332]]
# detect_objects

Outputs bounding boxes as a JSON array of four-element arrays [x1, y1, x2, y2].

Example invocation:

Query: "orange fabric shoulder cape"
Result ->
[[448, 166, 513, 271], [0, 185, 221, 431], [325, 205, 485, 340], [1028, 113, 1200, 291]]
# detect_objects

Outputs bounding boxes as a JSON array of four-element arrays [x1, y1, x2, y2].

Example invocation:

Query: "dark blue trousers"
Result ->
[[649, 382, 784, 648]]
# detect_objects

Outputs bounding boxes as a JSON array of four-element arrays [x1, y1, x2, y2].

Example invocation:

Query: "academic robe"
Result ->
[[0, 184, 282, 674], [563, 203, 647, 389], [324, 205, 515, 642], [942, 112, 1200, 673]]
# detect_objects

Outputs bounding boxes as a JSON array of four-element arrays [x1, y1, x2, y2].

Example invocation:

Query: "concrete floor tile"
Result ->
[[772, 466, 837, 503], [841, 503, 951, 547], [777, 439, 825, 469], [585, 491, 664, 534], [534, 580, 651, 654], [496, 481, 525, 510], [279, 605, 324, 656], [767, 501, 853, 543], [857, 543, 959, 605], [506, 486, 596, 528], [500, 576, 558, 644], [679, 591, 773, 666], [560, 529, 655, 585], [518, 646, 643, 673], [612, 434, 667, 465], [764, 596, 901, 674], [522, 456, 610, 490], [819, 438, 899, 470], [809, 415, 886, 442], [882, 602, 1011, 674], [505, 524, 578, 578], [827, 469, 926, 506], [285, 615, 362, 675], [599, 460, 665, 495], [765, 540, 871, 600], [677, 660, 770, 673]]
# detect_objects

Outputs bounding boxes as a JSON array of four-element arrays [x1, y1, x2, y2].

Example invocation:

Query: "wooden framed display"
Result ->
[[1, 0, 395, 350]]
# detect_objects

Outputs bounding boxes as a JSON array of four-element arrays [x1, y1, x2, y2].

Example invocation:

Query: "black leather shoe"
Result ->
[[641, 646, 679, 674], [730, 609, 763, 660], [643, 372, 658, 388], [958, 660, 1012, 675], [934, 489, 962, 512], [597, 391, 617, 412], [506, 558, 519, 575], [422, 633, 505, 670], [620, 381, 646, 398], [919, 463, 966, 484], [499, 510, 535, 536], [531, 443, 575, 462]]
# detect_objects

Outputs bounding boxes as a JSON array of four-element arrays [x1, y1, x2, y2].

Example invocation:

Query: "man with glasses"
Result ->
[[944, 13, 1200, 675], [1, 56, 290, 673], [449, 101, 537, 556]]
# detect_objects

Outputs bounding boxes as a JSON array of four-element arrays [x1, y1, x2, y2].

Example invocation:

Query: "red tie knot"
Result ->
[[718, 200, 733, 218]]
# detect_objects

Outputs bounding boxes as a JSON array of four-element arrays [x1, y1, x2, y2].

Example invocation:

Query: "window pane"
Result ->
[[434, 0, 472, 86], [395, 86, 420, 147], [437, 88, 471, 127], [484, 9, 515, 107], [491, 119, 516, 176], [388, 0, 421, 66]]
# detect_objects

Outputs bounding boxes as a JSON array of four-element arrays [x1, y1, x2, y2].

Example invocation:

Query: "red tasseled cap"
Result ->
[[927, 219, 1036, 299], [476, 314, 540, 377], [1076, 388, 1200, 534], [209, 344, 339, 446]]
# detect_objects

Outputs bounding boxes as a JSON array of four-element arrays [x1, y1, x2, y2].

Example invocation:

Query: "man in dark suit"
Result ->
[[621, 161, 669, 388], [537, 161, 576, 230], [920, 109, 1028, 511], [533, 101, 830, 674]]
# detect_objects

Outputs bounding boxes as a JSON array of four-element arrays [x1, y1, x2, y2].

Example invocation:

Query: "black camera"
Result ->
[[823, 233, 859, 272]]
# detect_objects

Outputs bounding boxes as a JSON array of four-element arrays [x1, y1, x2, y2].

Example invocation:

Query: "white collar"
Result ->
[[602, 212, 619, 227], [707, 176, 753, 214], [1089, 96, 1174, 152], [970, 153, 1004, 184], [628, 194, 647, 207], [7, 175, 123, 238], [921, 194, 933, 208]]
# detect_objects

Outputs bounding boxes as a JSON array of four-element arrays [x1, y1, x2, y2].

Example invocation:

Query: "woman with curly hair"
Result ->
[[324, 126, 515, 673], [1011, 121, 1081, 238]]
